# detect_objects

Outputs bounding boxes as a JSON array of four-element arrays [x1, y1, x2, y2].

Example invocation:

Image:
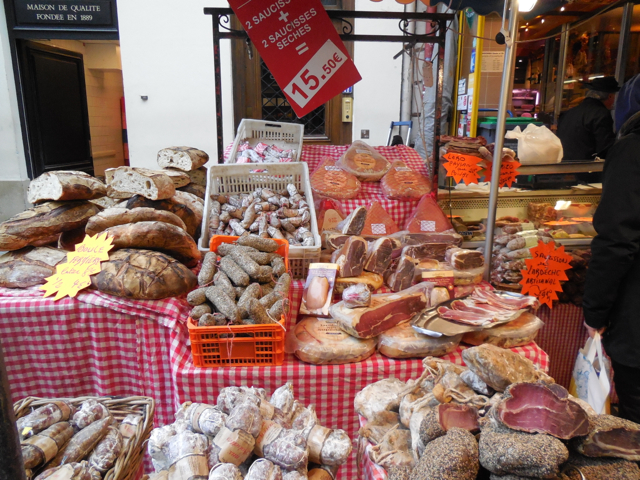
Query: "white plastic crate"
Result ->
[[198, 162, 321, 279], [226, 119, 304, 164]]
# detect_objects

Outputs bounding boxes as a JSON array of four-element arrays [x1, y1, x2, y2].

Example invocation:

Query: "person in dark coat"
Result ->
[[583, 112, 640, 423], [556, 76, 619, 160]]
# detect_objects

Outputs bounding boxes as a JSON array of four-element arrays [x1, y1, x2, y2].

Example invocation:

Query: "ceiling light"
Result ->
[[519, 0, 538, 12], [560, 6, 565, 11], [541, 18, 545, 23]]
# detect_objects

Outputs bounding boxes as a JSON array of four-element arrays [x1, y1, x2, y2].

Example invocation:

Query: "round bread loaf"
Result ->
[[0, 201, 101, 251], [288, 316, 376, 365], [125, 194, 200, 238], [0, 246, 67, 288], [103, 221, 201, 267], [27, 170, 106, 204], [91, 249, 197, 299], [85, 207, 187, 236]]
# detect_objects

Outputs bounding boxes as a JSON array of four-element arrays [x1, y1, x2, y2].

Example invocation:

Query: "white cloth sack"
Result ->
[[571, 333, 611, 414], [505, 124, 563, 165]]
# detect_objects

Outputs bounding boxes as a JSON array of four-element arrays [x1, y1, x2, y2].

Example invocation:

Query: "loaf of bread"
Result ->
[[90, 197, 120, 209], [125, 194, 200, 238], [91, 248, 197, 299], [0, 247, 67, 288], [157, 147, 209, 171], [0, 201, 101, 251], [184, 167, 207, 186], [103, 221, 201, 267], [178, 184, 205, 199], [162, 169, 191, 188], [58, 227, 86, 251], [106, 167, 175, 201], [105, 185, 134, 200], [85, 207, 187, 236], [27, 170, 106, 204]]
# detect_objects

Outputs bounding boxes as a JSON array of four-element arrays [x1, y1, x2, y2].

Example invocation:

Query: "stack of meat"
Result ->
[[146, 383, 351, 479], [528, 202, 558, 228], [231, 141, 297, 164], [439, 135, 487, 156], [17, 398, 142, 479], [358, 345, 640, 480], [558, 249, 591, 306]]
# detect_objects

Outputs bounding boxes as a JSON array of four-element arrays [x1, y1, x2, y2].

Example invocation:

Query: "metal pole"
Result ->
[[483, 0, 520, 282], [0, 338, 26, 480], [212, 14, 224, 164], [431, 18, 447, 198], [615, 2, 633, 85], [554, 23, 570, 126], [400, 3, 416, 142]]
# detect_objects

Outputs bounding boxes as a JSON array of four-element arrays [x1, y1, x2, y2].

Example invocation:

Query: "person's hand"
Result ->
[[584, 321, 606, 338]]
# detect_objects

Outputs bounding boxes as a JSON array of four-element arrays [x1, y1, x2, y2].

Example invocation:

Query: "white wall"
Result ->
[[352, 0, 404, 145], [117, 0, 234, 169]]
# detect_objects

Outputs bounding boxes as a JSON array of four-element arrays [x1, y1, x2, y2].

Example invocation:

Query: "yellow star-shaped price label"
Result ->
[[40, 232, 114, 300]]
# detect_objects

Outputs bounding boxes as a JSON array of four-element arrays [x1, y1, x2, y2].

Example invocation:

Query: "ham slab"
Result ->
[[438, 404, 480, 433], [496, 383, 590, 440], [573, 414, 640, 461]]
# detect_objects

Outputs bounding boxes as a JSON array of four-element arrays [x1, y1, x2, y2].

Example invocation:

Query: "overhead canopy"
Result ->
[[368, 0, 566, 18]]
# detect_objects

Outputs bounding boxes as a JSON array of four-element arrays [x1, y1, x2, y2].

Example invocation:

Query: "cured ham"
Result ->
[[337, 141, 390, 182], [470, 289, 540, 311], [310, 158, 361, 200], [437, 404, 479, 433], [435, 294, 526, 326], [404, 195, 454, 234], [360, 202, 399, 236], [496, 383, 590, 440], [380, 161, 432, 200], [573, 414, 640, 461]]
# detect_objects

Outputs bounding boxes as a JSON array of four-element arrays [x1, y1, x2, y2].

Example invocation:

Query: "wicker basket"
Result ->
[[14, 395, 155, 480]]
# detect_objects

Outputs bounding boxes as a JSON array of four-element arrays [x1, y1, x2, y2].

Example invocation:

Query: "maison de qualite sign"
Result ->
[[13, 0, 113, 26]]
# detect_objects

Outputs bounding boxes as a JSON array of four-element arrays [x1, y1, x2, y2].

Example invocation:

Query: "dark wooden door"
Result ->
[[18, 41, 93, 177]]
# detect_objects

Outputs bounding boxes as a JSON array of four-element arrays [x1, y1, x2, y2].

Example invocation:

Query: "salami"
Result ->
[[310, 158, 361, 200], [337, 141, 391, 181], [381, 161, 432, 200]]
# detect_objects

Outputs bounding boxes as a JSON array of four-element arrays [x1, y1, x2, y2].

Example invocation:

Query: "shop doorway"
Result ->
[[18, 41, 93, 176]]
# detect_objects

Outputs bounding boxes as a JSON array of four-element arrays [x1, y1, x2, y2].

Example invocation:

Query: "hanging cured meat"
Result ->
[[361, 201, 399, 236], [381, 161, 432, 200], [404, 195, 454, 233], [310, 158, 361, 200], [337, 141, 391, 182]]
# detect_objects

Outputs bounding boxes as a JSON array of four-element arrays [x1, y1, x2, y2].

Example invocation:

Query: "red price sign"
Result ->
[[484, 158, 521, 188], [519, 240, 573, 309], [442, 152, 483, 185], [229, 0, 362, 117]]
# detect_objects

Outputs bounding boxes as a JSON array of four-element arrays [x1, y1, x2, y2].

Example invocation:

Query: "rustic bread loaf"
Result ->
[[178, 184, 205, 199], [157, 147, 209, 171], [105, 167, 175, 200], [58, 227, 86, 251], [103, 221, 201, 267], [185, 167, 207, 186], [91, 248, 197, 299], [27, 170, 106, 204], [85, 207, 187, 236], [89, 196, 120, 209], [0, 247, 66, 288], [162, 169, 191, 188], [172, 191, 204, 233], [0, 201, 101, 251], [105, 185, 134, 200], [125, 194, 200, 238]]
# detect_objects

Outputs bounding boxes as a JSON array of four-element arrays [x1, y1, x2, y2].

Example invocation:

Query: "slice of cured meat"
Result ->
[[337, 206, 367, 235], [436, 306, 495, 326], [331, 236, 367, 278], [330, 283, 431, 338], [471, 288, 540, 311], [337, 141, 391, 182], [437, 404, 479, 433], [496, 383, 590, 440], [461, 343, 554, 392], [404, 195, 455, 234], [360, 201, 399, 236], [387, 255, 416, 292], [364, 237, 394, 275], [381, 161, 432, 200], [573, 414, 640, 461], [401, 243, 448, 262], [310, 158, 361, 200]]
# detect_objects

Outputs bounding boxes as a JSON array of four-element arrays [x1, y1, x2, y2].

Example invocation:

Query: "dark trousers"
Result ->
[[612, 360, 640, 424]]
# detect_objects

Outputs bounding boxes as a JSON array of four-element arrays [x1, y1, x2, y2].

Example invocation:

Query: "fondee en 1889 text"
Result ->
[[25, 3, 101, 21]]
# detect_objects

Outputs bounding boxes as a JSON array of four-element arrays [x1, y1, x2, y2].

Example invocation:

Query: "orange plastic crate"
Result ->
[[188, 235, 289, 368]]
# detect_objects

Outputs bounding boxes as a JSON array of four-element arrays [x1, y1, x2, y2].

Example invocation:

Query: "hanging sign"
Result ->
[[443, 152, 482, 185], [40, 233, 113, 300], [483, 158, 521, 188], [519, 240, 573, 309], [229, 0, 362, 118]]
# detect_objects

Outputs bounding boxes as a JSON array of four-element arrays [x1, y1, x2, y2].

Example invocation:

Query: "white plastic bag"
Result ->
[[569, 333, 611, 414], [505, 124, 563, 165]]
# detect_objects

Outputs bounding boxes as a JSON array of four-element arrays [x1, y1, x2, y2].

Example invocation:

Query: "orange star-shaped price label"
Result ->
[[443, 152, 483, 185], [40, 232, 114, 300], [519, 240, 573, 309], [483, 158, 522, 188]]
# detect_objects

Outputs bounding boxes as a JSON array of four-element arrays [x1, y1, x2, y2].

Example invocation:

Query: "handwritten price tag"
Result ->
[[484, 158, 521, 188], [443, 152, 483, 185], [40, 232, 113, 300], [519, 240, 573, 309]]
